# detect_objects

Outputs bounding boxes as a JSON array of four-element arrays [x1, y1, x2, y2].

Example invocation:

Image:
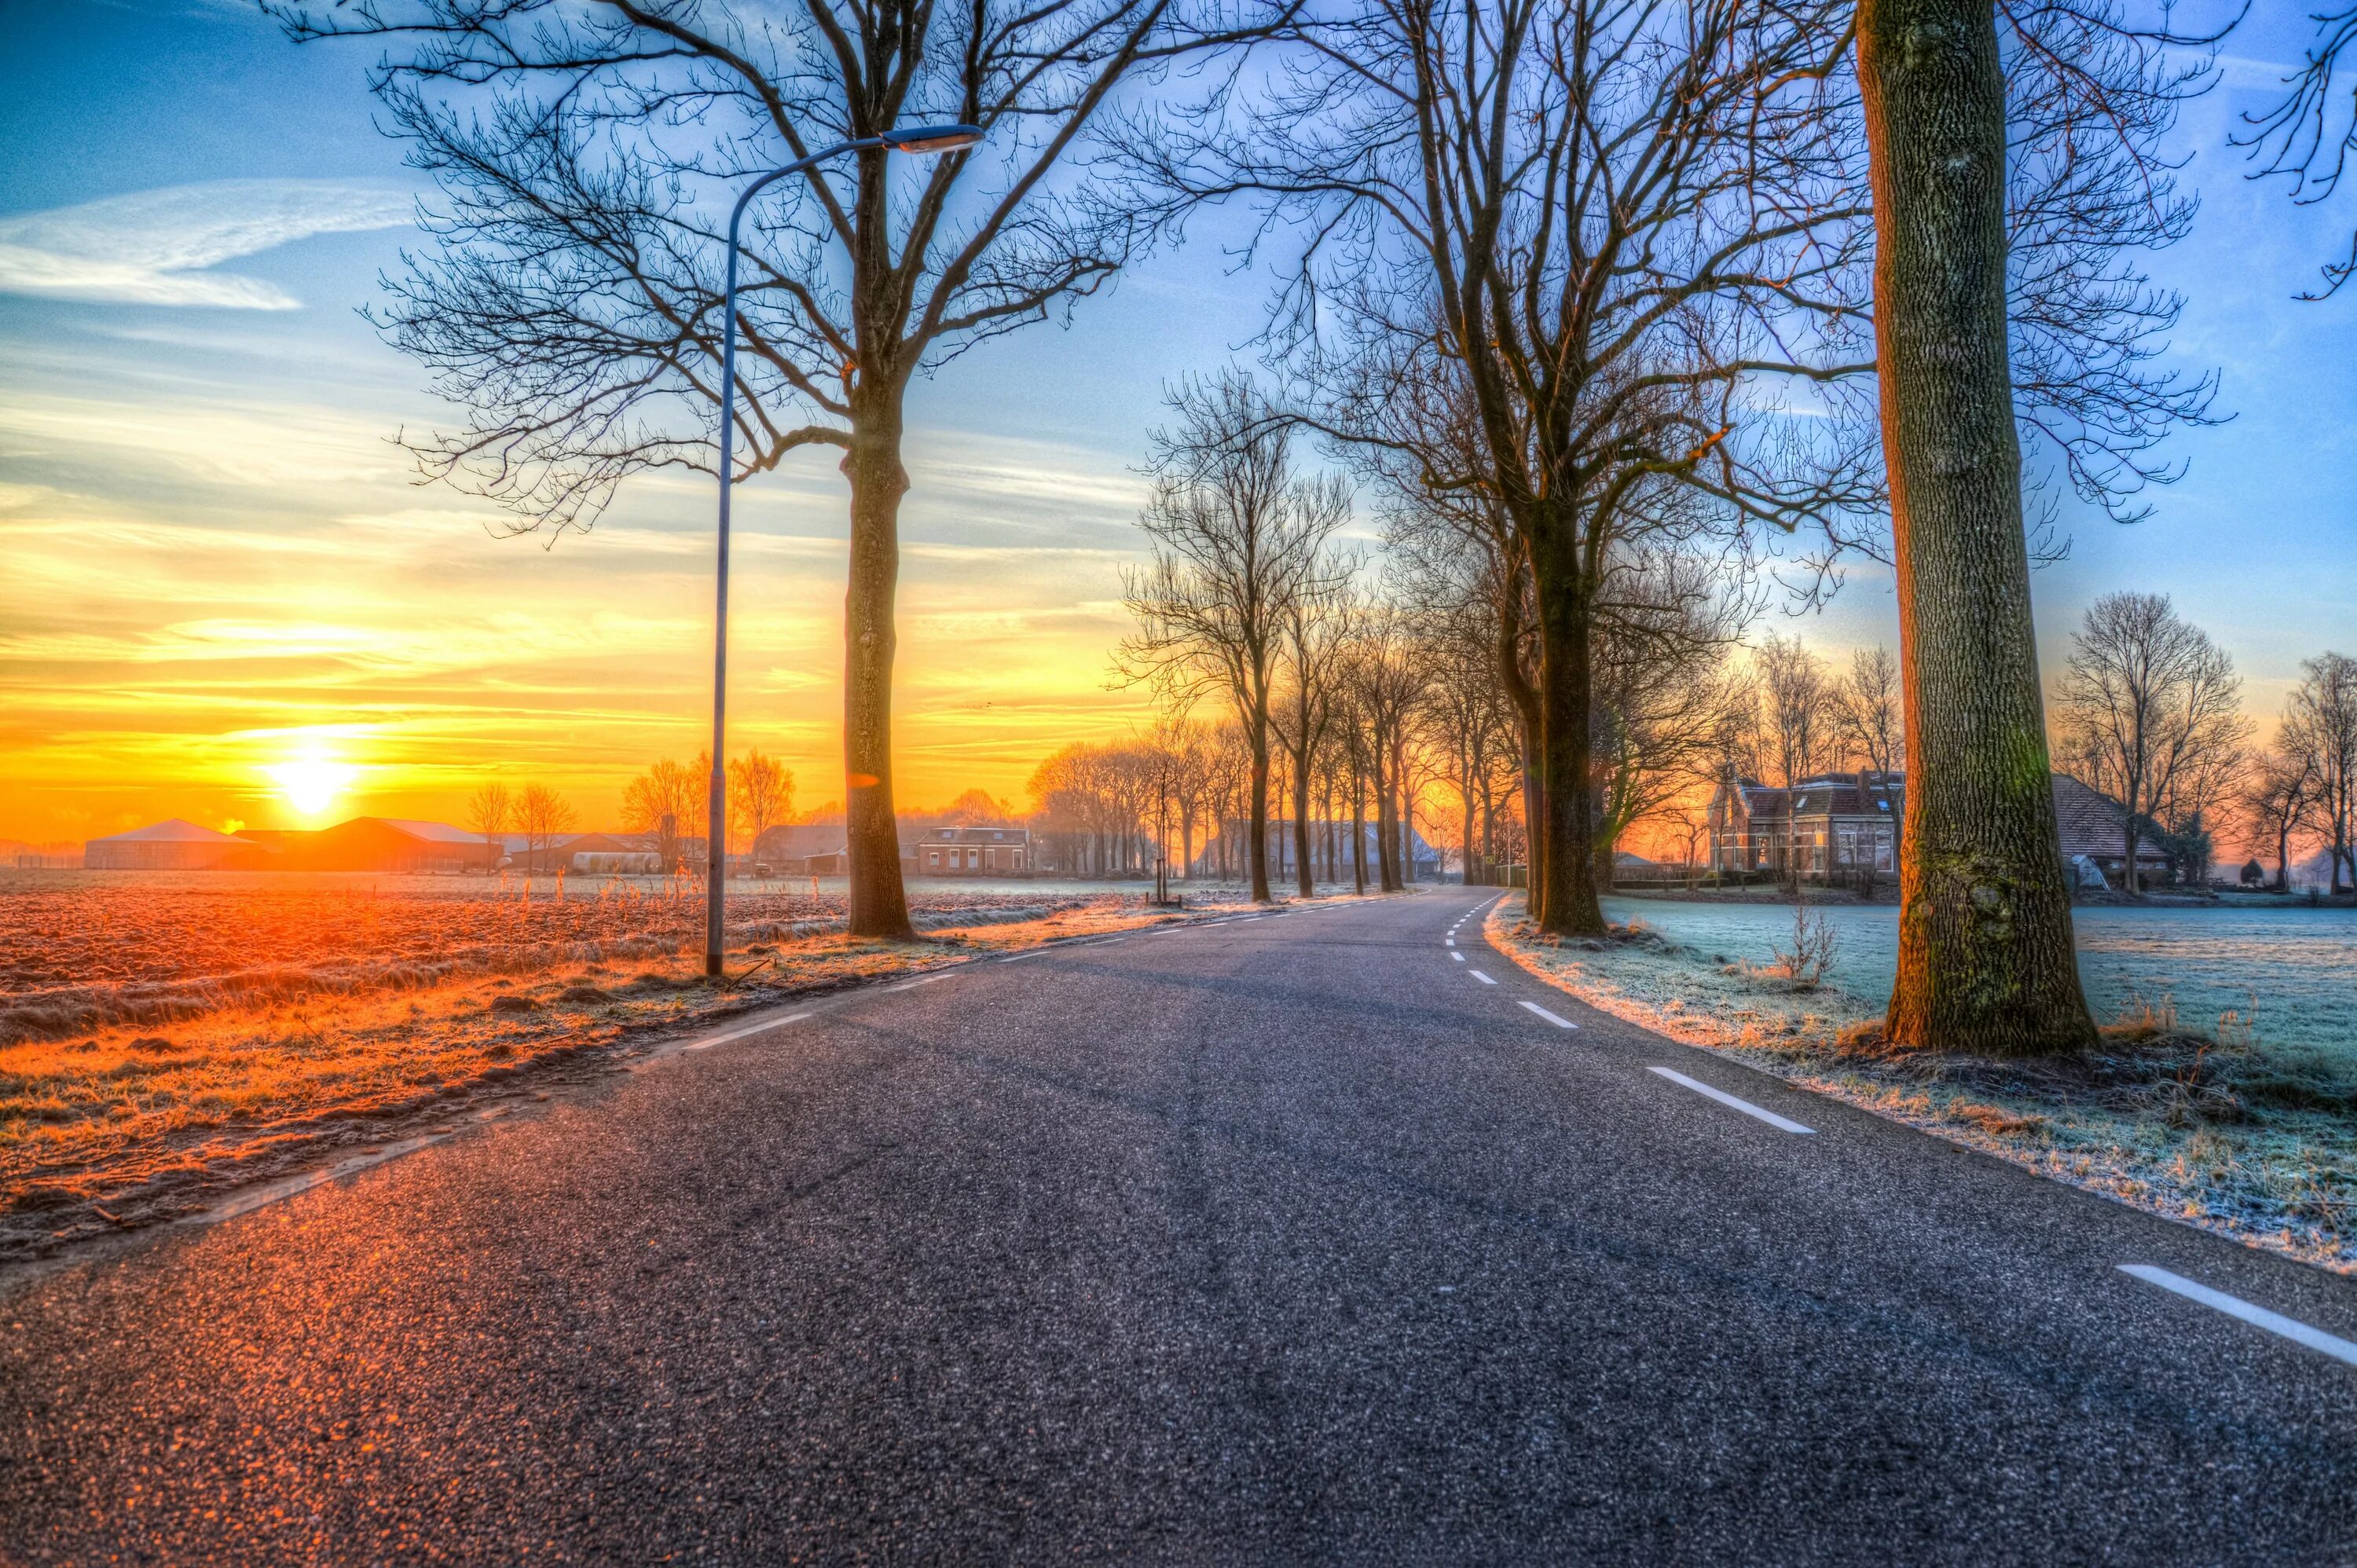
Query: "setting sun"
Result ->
[[267, 753, 359, 817]]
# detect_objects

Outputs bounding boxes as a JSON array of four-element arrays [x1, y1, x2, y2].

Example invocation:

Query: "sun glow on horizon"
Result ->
[[267, 750, 360, 819]]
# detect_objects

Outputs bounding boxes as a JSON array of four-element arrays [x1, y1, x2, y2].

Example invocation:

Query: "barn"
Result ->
[[82, 819, 257, 870], [295, 818, 500, 873]]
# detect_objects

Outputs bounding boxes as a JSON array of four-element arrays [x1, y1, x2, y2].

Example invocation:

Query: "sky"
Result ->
[[0, 0, 2352, 846]]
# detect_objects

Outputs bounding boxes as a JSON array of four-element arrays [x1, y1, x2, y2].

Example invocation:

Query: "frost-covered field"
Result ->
[[0, 868, 1245, 1260], [1602, 896, 2357, 1054]]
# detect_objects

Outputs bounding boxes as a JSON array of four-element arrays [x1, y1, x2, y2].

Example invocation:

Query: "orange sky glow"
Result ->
[[0, 383, 1158, 844]]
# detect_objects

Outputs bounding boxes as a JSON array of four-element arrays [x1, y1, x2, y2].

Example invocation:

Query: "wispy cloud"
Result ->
[[0, 180, 413, 308]]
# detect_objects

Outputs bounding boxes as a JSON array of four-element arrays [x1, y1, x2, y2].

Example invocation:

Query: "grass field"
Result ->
[[0, 869, 1252, 1261]]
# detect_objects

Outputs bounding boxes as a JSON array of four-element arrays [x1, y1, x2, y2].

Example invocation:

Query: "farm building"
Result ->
[[293, 818, 500, 874], [83, 819, 257, 870], [915, 825, 1032, 876]]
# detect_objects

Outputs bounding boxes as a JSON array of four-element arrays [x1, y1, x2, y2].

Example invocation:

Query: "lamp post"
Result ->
[[706, 123, 985, 979]]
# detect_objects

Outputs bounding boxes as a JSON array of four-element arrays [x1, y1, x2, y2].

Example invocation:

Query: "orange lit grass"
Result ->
[[0, 896, 1189, 1256]]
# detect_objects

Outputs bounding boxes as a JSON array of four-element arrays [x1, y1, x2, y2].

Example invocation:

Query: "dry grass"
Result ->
[[0, 881, 1259, 1261], [1486, 901, 2357, 1275]]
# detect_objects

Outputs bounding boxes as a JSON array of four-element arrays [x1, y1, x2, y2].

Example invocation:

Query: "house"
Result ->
[[1706, 769, 2171, 888], [752, 822, 852, 876], [1708, 770, 1901, 880], [83, 819, 257, 870], [915, 824, 1032, 877]]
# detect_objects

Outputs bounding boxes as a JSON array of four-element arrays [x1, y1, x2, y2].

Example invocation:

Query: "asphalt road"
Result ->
[[7, 892, 2357, 1564]]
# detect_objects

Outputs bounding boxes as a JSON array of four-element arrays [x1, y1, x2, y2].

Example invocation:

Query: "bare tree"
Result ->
[[1742, 635, 1838, 888], [623, 753, 709, 873], [1340, 601, 1434, 892], [273, 0, 1277, 939], [1135, 0, 1882, 933], [2240, 742, 2320, 893], [466, 782, 514, 844], [1589, 551, 1754, 888], [2242, 5, 2357, 293], [515, 782, 581, 871], [1834, 646, 1904, 802], [1270, 570, 1359, 896], [2285, 652, 2357, 892], [728, 749, 794, 858], [2055, 592, 2249, 893], [1118, 373, 1347, 901]]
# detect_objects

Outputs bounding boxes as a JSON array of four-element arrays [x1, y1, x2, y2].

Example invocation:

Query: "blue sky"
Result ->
[[0, 0, 2351, 842]]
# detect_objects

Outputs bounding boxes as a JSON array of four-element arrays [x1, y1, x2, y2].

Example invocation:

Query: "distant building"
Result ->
[[1708, 770, 1901, 881], [83, 819, 256, 870], [296, 818, 500, 874], [915, 824, 1032, 877], [1706, 769, 2170, 888], [752, 822, 852, 876]]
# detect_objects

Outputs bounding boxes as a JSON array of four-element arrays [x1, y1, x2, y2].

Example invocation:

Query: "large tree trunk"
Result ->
[[842, 413, 915, 940], [1531, 540, 1607, 936], [1860, 0, 2096, 1054]]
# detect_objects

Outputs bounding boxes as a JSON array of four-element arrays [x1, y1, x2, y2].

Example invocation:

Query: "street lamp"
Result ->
[[705, 123, 986, 979]]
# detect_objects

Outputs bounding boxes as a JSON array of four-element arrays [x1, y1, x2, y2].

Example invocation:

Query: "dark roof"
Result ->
[[2050, 775, 2168, 863]]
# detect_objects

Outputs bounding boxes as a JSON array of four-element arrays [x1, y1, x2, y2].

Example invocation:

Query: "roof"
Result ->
[[753, 823, 852, 856], [919, 826, 1031, 844], [88, 818, 252, 845], [2050, 775, 2168, 863], [364, 818, 490, 844]]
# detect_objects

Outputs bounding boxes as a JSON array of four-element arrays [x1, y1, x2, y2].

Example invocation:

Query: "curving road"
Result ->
[[6, 892, 2356, 1563]]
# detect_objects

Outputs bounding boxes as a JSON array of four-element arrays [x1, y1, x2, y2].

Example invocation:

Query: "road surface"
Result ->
[[6, 893, 2355, 1563]]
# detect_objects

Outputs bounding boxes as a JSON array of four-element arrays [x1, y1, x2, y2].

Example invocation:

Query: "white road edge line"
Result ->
[[687, 1012, 813, 1051], [2119, 1265, 2357, 1367], [884, 973, 954, 992], [1469, 970, 1497, 985], [1647, 1066, 1815, 1134], [999, 951, 1048, 962], [1519, 1001, 1578, 1030]]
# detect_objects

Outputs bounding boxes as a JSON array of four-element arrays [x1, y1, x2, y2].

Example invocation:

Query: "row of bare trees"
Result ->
[[310, 0, 2341, 1057], [464, 750, 794, 874]]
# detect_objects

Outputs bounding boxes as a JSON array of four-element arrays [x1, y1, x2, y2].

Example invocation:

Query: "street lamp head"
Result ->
[[884, 123, 986, 155]]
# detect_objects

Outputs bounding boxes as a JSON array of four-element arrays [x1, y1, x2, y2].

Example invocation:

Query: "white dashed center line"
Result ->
[[1451, 951, 1465, 962], [2119, 1265, 2357, 1367], [1519, 1001, 1577, 1029], [1648, 1066, 1814, 1134], [687, 1012, 812, 1050], [1469, 970, 1497, 985]]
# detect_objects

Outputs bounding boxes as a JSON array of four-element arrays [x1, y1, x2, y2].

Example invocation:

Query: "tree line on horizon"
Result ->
[[280, 0, 2357, 1057]]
